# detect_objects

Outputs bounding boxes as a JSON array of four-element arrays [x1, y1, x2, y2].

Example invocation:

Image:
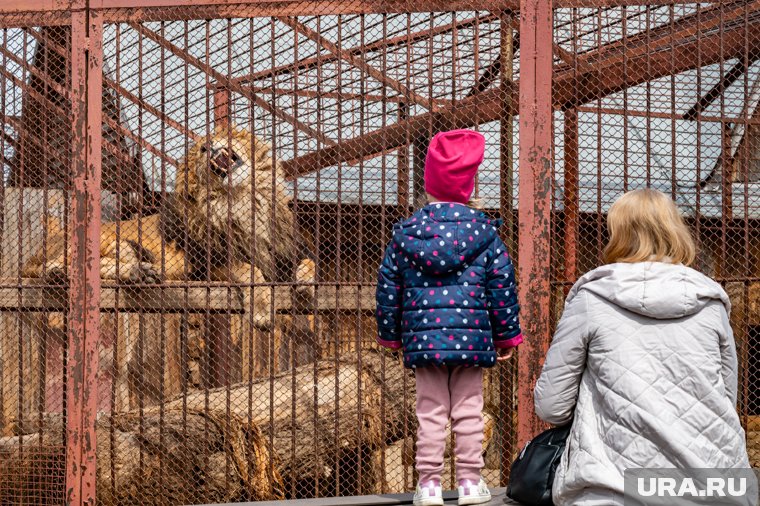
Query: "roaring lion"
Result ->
[[23, 126, 316, 407], [24, 126, 314, 312]]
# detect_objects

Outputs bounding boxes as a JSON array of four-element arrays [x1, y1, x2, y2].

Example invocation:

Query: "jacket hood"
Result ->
[[392, 203, 500, 275], [567, 262, 731, 319]]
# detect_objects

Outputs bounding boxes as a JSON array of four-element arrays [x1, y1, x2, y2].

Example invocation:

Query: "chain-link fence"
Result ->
[[0, 1, 757, 505], [549, 1, 760, 475]]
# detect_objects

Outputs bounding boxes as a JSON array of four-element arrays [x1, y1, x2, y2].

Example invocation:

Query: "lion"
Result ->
[[23, 126, 316, 407]]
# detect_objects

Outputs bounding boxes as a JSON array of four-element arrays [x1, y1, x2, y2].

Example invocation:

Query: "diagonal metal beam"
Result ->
[[283, 1, 760, 178], [233, 13, 501, 85], [682, 56, 757, 121], [15, 27, 184, 169], [465, 15, 524, 98], [105, 76, 201, 142], [128, 22, 335, 146], [466, 58, 502, 97], [553, 42, 593, 73], [0, 43, 70, 100], [102, 114, 179, 168], [24, 26, 202, 143], [246, 84, 453, 106], [277, 16, 433, 110]]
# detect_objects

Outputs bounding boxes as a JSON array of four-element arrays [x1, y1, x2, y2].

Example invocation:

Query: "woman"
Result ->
[[534, 189, 752, 505]]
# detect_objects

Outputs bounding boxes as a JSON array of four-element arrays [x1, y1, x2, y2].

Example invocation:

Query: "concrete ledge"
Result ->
[[203, 487, 518, 506]]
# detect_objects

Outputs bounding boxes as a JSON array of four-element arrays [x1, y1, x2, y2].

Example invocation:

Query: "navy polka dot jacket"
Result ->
[[375, 203, 523, 369]]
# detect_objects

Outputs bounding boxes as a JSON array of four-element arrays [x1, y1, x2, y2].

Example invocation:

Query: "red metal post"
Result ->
[[213, 84, 230, 130], [517, 0, 553, 447], [397, 102, 409, 211], [67, 8, 102, 506], [563, 109, 579, 287]]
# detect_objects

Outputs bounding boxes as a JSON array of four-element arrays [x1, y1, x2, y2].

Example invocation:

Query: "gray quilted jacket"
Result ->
[[534, 262, 752, 506]]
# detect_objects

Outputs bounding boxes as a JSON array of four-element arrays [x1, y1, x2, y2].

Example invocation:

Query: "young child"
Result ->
[[375, 129, 522, 506]]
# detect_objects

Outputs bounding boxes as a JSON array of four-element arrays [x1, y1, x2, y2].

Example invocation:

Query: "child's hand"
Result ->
[[497, 347, 515, 362]]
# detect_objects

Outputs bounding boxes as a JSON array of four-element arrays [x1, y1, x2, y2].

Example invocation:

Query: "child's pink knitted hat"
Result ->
[[424, 129, 485, 204]]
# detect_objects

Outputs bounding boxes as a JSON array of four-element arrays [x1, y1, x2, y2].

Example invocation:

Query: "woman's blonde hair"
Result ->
[[603, 188, 696, 266]]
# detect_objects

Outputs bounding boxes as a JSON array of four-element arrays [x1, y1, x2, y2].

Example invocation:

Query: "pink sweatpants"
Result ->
[[415, 365, 484, 484]]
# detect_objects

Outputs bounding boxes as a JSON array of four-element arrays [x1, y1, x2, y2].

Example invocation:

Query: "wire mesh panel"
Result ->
[[1, 0, 759, 504], [551, 0, 760, 470], [0, 18, 72, 505], [63, 5, 516, 504]]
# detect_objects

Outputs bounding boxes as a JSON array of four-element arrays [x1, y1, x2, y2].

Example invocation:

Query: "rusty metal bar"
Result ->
[[563, 108, 579, 284], [412, 136, 428, 209], [234, 13, 500, 85], [0, 0, 706, 15], [563, 5, 580, 287], [0, 0, 709, 27], [284, 0, 760, 178], [467, 58, 502, 98], [277, 16, 433, 110], [722, 123, 735, 222], [516, 0, 552, 447], [25, 26, 202, 142], [727, 101, 760, 181], [128, 22, 335, 146], [247, 85, 452, 105], [102, 114, 179, 167], [682, 57, 753, 121], [67, 9, 102, 506], [577, 104, 756, 124], [102, 0, 519, 11], [498, 9, 515, 487], [213, 84, 230, 130], [553, 42, 592, 73], [397, 103, 409, 210]]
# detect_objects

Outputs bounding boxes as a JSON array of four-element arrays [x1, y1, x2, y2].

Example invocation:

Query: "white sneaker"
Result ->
[[413, 480, 444, 506], [457, 478, 491, 505]]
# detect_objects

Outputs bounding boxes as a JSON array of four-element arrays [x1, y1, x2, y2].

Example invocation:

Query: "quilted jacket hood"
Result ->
[[534, 261, 752, 505], [392, 203, 500, 275], [568, 262, 731, 320], [375, 202, 522, 369]]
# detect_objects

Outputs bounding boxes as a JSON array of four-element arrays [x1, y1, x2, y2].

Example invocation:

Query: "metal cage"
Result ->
[[0, 0, 757, 504]]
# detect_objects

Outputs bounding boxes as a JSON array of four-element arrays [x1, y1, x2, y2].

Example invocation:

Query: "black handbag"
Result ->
[[505, 423, 572, 505]]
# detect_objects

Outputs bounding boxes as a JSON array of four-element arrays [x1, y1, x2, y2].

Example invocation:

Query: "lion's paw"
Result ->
[[42, 263, 67, 285], [293, 285, 316, 309], [247, 287, 273, 331], [126, 262, 162, 284], [251, 311, 273, 331]]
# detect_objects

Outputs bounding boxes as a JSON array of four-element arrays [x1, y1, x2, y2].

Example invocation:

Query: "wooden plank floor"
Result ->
[[203, 488, 520, 505]]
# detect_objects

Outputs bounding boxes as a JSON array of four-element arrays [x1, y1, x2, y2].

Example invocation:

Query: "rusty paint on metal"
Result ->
[[0, 0, 73, 13], [66, 9, 102, 506], [233, 13, 499, 85], [563, 108, 579, 287], [127, 21, 334, 146], [498, 11, 516, 486], [285, 1, 760, 178], [278, 16, 433, 110], [213, 85, 231, 130], [516, 0, 553, 448]]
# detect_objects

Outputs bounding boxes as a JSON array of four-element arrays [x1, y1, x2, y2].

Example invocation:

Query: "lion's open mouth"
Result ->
[[201, 145, 243, 179]]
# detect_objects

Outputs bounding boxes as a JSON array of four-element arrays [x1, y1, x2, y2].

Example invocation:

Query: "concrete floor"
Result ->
[[206, 488, 521, 505]]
